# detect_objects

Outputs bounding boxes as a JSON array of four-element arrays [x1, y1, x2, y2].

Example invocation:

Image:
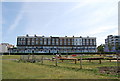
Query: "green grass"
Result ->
[[2, 55, 119, 79]]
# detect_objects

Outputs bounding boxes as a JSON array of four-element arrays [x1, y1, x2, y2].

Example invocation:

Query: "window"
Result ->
[[60, 39, 62, 45], [64, 39, 66, 45], [36, 41, 38, 45], [44, 38, 47, 41], [28, 41, 30, 45], [40, 38, 42, 41], [48, 39, 51, 45], [40, 38, 43, 45], [36, 38, 38, 41], [68, 39, 70, 45], [56, 39, 59, 45], [18, 41, 21, 45], [68, 39, 70, 41], [52, 39, 55, 45], [44, 38, 46, 45], [27, 38, 30, 45], [32, 38, 34, 41], [23, 41, 26, 45]]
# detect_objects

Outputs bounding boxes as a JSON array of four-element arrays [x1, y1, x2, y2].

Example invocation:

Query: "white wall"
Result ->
[[0, 44, 8, 53]]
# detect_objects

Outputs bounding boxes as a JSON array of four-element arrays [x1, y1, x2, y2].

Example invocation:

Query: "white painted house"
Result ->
[[0, 43, 14, 53]]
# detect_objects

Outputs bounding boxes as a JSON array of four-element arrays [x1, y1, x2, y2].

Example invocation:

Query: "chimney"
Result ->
[[34, 34, 37, 37], [26, 34, 29, 37]]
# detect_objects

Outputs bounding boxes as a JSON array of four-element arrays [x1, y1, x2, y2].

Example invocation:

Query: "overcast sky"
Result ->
[[2, 0, 119, 46]]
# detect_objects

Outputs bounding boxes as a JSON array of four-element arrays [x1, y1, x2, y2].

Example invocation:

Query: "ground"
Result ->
[[2, 55, 120, 79]]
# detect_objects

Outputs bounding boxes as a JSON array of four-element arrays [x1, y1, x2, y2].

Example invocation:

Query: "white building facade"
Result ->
[[0, 43, 14, 53], [104, 35, 120, 52], [9, 35, 97, 53]]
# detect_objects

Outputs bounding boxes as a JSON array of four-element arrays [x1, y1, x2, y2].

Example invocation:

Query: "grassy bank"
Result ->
[[2, 55, 119, 79]]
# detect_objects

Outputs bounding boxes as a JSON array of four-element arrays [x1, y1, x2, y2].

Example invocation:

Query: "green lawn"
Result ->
[[2, 55, 119, 79]]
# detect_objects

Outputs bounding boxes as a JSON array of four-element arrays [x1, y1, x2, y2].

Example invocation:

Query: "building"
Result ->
[[9, 35, 97, 53], [0, 43, 14, 53], [104, 35, 120, 52]]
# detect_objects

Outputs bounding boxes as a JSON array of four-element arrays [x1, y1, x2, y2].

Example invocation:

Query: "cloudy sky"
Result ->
[[2, 0, 119, 46]]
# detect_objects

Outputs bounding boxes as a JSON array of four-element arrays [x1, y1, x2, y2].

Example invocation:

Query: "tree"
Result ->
[[108, 43, 112, 52], [115, 43, 120, 52], [97, 44, 105, 53]]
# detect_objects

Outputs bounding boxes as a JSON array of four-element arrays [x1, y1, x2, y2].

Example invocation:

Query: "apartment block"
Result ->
[[9, 35, 97, 53], [104, 35, 120, 52]]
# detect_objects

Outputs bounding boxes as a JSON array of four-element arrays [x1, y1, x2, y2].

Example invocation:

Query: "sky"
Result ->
[[1, 0, 119, 46]]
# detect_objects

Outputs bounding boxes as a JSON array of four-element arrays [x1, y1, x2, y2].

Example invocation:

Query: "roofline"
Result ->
[[17, 36, 96, 38]]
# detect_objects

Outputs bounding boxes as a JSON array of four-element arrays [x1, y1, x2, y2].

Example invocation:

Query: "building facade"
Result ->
[[104, 35, 120, 52], [0, 43, 14, 53], [9, 35, 97, 53]]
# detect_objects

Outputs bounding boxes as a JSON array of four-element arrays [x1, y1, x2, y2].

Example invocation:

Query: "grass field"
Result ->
[[2, 55, 119, 79]]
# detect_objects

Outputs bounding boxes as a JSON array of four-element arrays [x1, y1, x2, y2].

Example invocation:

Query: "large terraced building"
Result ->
[[9, 35, 97, 53]]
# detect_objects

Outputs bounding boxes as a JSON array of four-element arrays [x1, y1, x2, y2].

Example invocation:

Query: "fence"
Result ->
[[18, 54, 120, 69]]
